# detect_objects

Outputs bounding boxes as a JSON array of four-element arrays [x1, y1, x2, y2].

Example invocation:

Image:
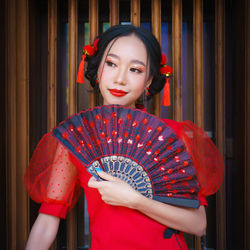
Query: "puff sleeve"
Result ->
[[24, 132, 82, 218], [164, 119, 224, 198], [179, 121, 224, 196]]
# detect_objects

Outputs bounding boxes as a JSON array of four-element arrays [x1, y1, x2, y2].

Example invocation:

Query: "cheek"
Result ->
[[99, 66, 116, 83], [129, 74, 147, 91], [98, 68, 113, 93]]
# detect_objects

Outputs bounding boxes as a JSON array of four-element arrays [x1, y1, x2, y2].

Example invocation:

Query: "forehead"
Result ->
[[104, 35, 148, 61]]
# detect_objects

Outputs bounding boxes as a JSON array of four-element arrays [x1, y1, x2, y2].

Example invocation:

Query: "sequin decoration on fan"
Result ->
[[88, 155, 153, 198]]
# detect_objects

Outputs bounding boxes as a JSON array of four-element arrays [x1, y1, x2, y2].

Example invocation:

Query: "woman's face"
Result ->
[[97, 34, 152, 107]]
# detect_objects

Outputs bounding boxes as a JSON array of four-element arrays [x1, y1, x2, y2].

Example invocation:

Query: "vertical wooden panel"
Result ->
[[16, 1, 29, 248], [245, 0, 250, 248], [89, 0, 98, 108], [152, 0, 161, 117], [68, 0, 78, 249], [6, 0, 29, 248], [68, 0, 78, 116], [151, 0, 161, 42], [172, 0, 182, 122], [0, 0, 6, 248], [193, 1, 203, 249], [131, 0, 140, 27], [48, 0, 58, 131], [48, 2, 58, 249], [110, 0, 119, 26], [6, 0, 17, 248], [193, 0, 203, 128], [215, 1, 226, 250]]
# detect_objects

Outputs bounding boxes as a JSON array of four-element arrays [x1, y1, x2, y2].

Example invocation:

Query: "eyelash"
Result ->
[[130, 67, 143, 74], [105, 60, 116, 67], [105, 60, 144, 74]]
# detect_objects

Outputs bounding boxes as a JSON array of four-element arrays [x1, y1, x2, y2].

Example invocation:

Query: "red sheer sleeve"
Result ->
[[162, 119, 224, 198], [179, 121, 225, 197], [24, 132, 82, 218]]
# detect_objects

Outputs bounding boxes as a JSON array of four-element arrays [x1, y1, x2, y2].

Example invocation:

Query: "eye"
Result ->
[[130, 67, 143, 74], [105, 60, 116, 68]]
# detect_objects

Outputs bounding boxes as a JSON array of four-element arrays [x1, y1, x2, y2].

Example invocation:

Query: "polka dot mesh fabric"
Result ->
[[24, 132, 82, 210]]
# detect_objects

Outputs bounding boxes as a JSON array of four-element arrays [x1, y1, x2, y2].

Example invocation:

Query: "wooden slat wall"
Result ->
[[48, 2, 58, 249], [172, 0, 182, 122], [89, 0, 98, 108], [6, 0, 17, 248], [68, 0, 78, 249], [193, 0, 203, 129], [193, 1, 203, 249], [68, 0, 78, 117], [0, 0, 6, 248], [245, 0, 250, 248], [131, 0, 140, 27], [48, 0, 57, 131], [15, 1, 30, 244], [110, 0, 119, 26], [215, 0, 226, 249], [6, 0, 29, 249], [152, 0, 161, 117]]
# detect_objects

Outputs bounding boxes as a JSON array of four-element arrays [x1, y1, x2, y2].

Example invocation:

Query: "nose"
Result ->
[[114, 66, 126, 85]]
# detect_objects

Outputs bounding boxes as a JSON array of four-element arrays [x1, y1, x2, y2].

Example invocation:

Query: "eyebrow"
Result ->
[[107, 53, 146, 67]]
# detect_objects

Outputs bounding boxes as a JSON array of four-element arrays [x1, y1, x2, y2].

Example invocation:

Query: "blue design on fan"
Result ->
[[88, 155, 153, 198]]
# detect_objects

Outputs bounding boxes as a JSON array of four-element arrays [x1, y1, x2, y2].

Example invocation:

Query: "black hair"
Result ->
[[85, 24, 166, 100]]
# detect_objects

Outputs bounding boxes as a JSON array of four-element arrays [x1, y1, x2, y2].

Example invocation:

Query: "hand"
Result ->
[[88, 171, 141, 208]]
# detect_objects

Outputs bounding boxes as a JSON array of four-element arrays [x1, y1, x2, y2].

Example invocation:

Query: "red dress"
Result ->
[[25, 118, 223, 250]]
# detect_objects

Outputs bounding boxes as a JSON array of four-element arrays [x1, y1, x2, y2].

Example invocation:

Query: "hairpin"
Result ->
[[76, 38, 99, 84], [160, 53, 173, 107]]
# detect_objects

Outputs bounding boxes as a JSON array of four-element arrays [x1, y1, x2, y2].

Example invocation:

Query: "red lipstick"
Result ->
[[109, 89, 127, 97]]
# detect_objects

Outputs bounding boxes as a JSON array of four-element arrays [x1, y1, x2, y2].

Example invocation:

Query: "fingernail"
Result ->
[[95, 167, 103, 172]]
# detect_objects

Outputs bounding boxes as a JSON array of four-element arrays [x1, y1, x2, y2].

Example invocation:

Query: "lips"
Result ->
[[109, 89, 128, 97]]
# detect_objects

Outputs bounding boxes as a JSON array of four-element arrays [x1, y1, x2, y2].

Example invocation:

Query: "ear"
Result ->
[[97, 68, 101, 80], [97, 59, 105, 81], [146, 76, 153, 88]]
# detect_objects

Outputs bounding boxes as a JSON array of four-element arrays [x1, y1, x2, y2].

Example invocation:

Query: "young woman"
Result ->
[[25, 25, 223, 250]]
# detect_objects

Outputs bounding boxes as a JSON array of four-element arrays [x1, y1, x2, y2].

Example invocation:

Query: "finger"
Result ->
[[97, 171, 117, 181], [88, 177, 102, 188], [88, 176, 98, 183]]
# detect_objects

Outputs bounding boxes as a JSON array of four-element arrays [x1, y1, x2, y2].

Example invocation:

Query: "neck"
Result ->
[[103, 102, 135, 108]]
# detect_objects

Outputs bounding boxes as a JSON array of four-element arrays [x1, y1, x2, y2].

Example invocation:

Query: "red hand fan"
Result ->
[[53, 105, 201, 208]]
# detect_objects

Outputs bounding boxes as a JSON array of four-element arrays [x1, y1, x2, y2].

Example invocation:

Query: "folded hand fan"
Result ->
[[53, 105, 201, 208]]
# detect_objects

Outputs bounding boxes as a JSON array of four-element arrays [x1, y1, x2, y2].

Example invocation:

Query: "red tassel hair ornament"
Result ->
[[76, 39, 99, 84], [161, 53, 167, 65], [160, 53, 173, 107], [93, 38, 99, 51]]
